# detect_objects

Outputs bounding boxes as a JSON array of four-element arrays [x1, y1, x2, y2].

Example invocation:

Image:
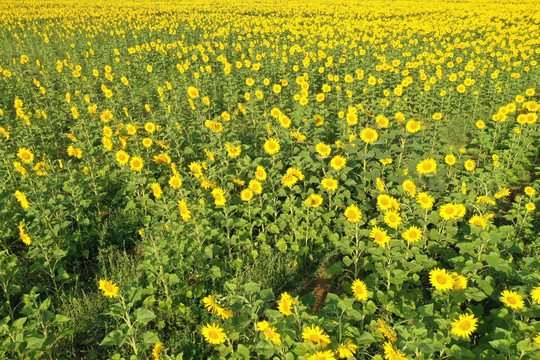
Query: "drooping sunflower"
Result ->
[[15, 190, 30, 209], [416, 158, 437, 175], [451, 273, 468, 290], [370, 226, 391, 248], [377, 319, 397, 343], [277, 292, 296, 316], [151, 183, 162, 199], [337, 338, 358, 358], [302, 325, 331, 348], [201, 323, 227, 345], [152, 343, 165, 360], [451, 313, 478, 338], [321, 177, 338, 192], [402, 226, 422, 243], [344, 205, 362, 223], [351, 279, 368, 301], [177, 199, 192, 221], [98, 279, 119, 298], [429, 268, 454, 291], [500, 290, 525, 310], [19, 225, 31, 246], [264, 138, 280, 155]]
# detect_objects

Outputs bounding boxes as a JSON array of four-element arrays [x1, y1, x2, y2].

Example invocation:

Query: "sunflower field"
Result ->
[[0, 0, 539, 358]]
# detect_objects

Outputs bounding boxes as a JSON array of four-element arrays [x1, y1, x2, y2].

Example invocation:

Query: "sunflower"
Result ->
[[256, 321, 281, 345], [525, 203, 536, 212], [130, 157, 143, 171], [417, 192, 435, 209], [177, 199, 191, 221], [98, 279, 119, 298], [469, 215, 488, 229], [248, 180, 262, 195], [307, 351, 336, 360], [201, 323, 226, 345], [305, 194, 323, 208], [360, 127, 378, 144], [17, 148, 34, 163], [282, 174, 298, 188], [500, 290, 525, 310], [429, 268, 454, 291], [402, 226, 422, 243], [241, 189, 253, 202], [187, 86, 199, 99], [344, 205, 362, 223], [377, 319, 397, 343], [302, 325, 331, 348], [524, 187, 536, 196], [225, 143, 241, 158], [142, 138, 153, 148], [154, 153, 171, 164], [402, 179, 416, 197], [464, 159, 476, 171], [384, 211, 402, 229], [321, 177, 338, 192], [212, 188, 226, 206], [168, 175, 182, 189], [278, 292, 296, 316], [351, 279, 368, 301], [255, 165, 267, 181], [439, 203, 456, 220], [445, 154, 456, 165], [377, 194, 394, 211], [330, 155, 347, 171], [116, 150, 130, 165], [264, 138, 280, 155], [451, 313, 478, 338], [370, 226, 391, 248], [337, 338, 358, 358], [451, 273, 468, 290], [534, 333, 540, 346], [151, 183, 162, 199], [382, 341, 408, 360], [416, 158, 437, 175], [405, 120, 422, 133], [316, 142, 331, 157], [15, 190, 30, 209], [144, 122, 156, 133], [152, 343, 165, 360], [19, 225, 31, 246], [531, 286, 540, 304]]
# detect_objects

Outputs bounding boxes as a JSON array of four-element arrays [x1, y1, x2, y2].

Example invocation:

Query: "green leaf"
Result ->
[[327, 261, 343, 275], [242, 282, 261, 294], [100, 329, 126, 347], [134, 308, 156, 325], [141, 331, 159, 344]]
